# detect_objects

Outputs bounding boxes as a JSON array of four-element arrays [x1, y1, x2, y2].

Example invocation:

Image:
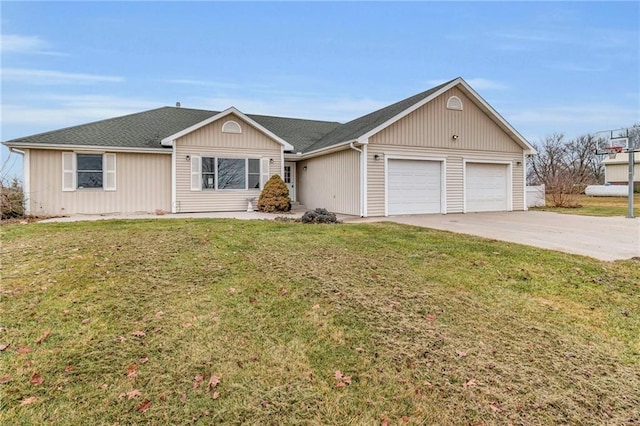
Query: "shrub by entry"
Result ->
[[301, 208, 338, 224], [258, 174, 291, 213]]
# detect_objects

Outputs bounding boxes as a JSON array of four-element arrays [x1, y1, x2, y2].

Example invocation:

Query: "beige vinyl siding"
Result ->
[[27, 149, 171, 215], [175, 113, 283, 213], [366, 87, 526, 217], [370, 87, 522, 153], [367, 147, 524, 217], [298, 149, 360, 215], [604, 153, 640, 183]]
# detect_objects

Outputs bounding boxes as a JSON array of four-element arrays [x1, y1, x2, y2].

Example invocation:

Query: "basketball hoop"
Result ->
[[604, 146, 623, 159]]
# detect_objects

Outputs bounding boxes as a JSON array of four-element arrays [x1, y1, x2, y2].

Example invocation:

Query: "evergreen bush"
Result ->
[[301, 208, 338, 224], [257, 174, 291, 213]]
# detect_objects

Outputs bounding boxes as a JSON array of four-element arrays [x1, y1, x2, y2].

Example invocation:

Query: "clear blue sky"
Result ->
[[1, 1, 639, 180]]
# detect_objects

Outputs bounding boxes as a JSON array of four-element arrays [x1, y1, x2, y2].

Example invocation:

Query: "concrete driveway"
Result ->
[[349, 211, 640, 261]]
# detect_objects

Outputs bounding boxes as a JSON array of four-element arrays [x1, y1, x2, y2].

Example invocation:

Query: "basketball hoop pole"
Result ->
[[628, 150, 635, 219]]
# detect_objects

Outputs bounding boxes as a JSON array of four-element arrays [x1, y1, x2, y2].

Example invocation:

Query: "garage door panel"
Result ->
[[465, 163, 509, 212], [388, 160, 441, 215]]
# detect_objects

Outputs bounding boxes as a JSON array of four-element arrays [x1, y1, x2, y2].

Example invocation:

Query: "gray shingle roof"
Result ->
[[3, 107, 217, 150], [3, 79, 456, 154]]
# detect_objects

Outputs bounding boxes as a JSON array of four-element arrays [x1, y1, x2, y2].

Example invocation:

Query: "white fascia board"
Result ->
[[296, 140, 360, 160], [3, 142, 171, 154], [160, 107, 294, 151], [455, 80, 537, 154]]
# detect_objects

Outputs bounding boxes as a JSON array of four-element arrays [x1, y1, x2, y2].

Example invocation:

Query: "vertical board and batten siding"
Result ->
[[367, 87, 525, 216], [297, 149, 360, 215], [174, 113, 283, 212], [27, 149, 171, 215]]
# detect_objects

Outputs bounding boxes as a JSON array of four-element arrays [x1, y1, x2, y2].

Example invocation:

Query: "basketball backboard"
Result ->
[[595, 127, 640, 157]]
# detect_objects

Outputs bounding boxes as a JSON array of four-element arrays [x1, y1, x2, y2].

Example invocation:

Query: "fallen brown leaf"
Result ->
[[30, 373, 43, 386], [35, 329, 51, 344], [463, 379, 477, 388], [81, 318, 90, 324], [334, 370, 343, 380], [180, 392, 187, 403], [138, 399, 151, 412], [312, 304, 320, 310], [336, 381, 346, 389], [228, 287, 236, 293], [401, 416, 410, 422], [139, 357, 149, 364], [127, 389, 141, 399], [193, 374, 204, 389], [0, 375, 11, 384], [155, 311, 164, 317], [381, 418, 389, 426], [212, 391, 219, 400], [426, 314, 437, 321], [126, 364, 138, 378], [0, 343, 9, 351], [64, 365, 74, 373], [342, 376, 352, 385], [489, 403, 502, 412], [20, 396, 37, 406], [17, 347, 32, 354], [279, 288, 288, 296], [207, 375, 220, 392], [118, 336, 127, 343]]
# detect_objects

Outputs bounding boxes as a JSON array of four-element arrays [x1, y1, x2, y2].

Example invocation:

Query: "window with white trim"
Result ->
[[197, 157, 263, 190], [77, 154, 103, 188], [62, 152, 116, 191]]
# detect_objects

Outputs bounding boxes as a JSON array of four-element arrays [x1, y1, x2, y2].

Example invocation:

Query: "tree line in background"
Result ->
[[527, 124, 639, 207]]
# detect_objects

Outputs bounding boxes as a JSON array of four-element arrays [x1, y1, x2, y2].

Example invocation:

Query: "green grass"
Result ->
[[1, 219, 639, 425], [532, 194, 640, 216]]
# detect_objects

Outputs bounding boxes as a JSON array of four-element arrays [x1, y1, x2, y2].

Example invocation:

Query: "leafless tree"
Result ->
[[528, 133, 605, 207]]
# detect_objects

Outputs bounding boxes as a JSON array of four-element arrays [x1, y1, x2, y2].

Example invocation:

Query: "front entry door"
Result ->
[[283, 162, 296, 202]]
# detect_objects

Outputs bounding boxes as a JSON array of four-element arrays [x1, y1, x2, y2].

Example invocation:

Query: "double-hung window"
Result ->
[[62, 152, 116, 191], [191, 157, 267, 191], [77, 154, 104, 188]]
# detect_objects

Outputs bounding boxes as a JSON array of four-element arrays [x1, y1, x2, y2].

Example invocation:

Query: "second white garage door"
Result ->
[[387, 159, 442, 215], [465, 163, 509, 212]]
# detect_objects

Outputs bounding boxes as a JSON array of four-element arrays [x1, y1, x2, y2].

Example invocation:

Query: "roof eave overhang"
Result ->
[[2, 142, 172, 154], [285, 140, 365, 160], [161, 107, 294, 151]]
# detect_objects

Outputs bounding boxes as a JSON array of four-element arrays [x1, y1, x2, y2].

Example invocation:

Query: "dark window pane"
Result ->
[[77, 154, 102, 171], [218, 158, 245, 189], [202, 157, 215, 173], [78, 172, 103, 188], [248, 159, 260, 174], [202, 173, 215, 189], [248, 174, 260, 189]]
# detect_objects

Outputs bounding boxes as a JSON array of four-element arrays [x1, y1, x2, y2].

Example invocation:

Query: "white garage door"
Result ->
[[465, 163, 509, 212], [388, 159, 442, 215]]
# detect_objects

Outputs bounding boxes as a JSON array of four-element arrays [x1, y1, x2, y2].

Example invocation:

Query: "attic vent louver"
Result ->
[[446, 96, 463, 111], [176, 102, 181, 108], [221, 120, 242, 134]]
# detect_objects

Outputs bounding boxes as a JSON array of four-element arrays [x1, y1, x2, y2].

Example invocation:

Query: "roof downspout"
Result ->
[[349, 142, 365, 217], [171, 142, 177, 213], [9, 147, 29, 215]]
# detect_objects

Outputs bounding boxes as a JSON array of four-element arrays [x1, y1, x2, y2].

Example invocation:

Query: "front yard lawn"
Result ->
[[1, 219, 639, 424], [533, 193, 640, 216]]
